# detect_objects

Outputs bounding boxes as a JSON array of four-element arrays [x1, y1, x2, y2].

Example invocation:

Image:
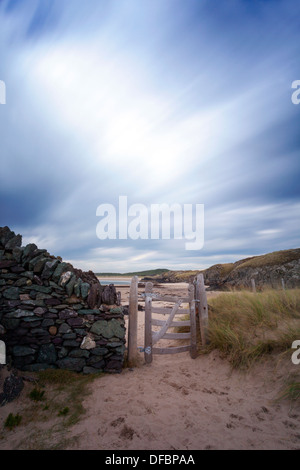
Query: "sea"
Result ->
[[97, 278, 132, 286]]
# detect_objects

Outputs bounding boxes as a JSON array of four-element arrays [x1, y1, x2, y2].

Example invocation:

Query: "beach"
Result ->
[[0, 281, 299, 450], [67, 281, 300, 450]]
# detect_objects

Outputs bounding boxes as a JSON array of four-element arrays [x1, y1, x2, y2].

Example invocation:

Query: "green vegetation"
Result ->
[[138, 248, 300, 286], [203, 263, 234, 277], [217, 263, 235, 277], [58, 407, 70, 417], [142, 269, 200, 283], [277, 377, 300, 403], [0, 369, 102, 449], [4, 413, 22, 430], [237, 249, 300, 270], [204, 262, 235, 279], [207, 288, 300, 370], [98, 248, 300, 285], [96, 268, 170, 277], [37, 369, 102, 428], [29, 387, 45, 402], [165, 270, 200, 282], [204, 248, 300, 283], [172, 287, 300, 404]]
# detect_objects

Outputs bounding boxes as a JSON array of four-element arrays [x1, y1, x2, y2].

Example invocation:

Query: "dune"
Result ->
[[0, 282, 299, 450], [66, 283, 300, 450]]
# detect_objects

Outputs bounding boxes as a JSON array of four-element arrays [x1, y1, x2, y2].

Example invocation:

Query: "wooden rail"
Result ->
[[195, 274, 209, 347], [127, 275, 139, 366], [144, 282, 153, 364], [143, 282, 198, 362], [127, 274, 209, 365]]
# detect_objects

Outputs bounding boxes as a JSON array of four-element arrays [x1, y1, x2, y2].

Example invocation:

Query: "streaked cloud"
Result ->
[[0, 0, 299, 272]]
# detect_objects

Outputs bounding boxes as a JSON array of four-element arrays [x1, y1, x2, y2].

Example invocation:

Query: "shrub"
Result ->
[[58, 407, 69, 417], [29, 387, 45, 402], [4, 413, 22, 430]]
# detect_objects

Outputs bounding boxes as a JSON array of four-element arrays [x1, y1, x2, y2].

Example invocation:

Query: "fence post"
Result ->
[[189, 284, 197, 358], [127, 276, 139, 367], [197, 274, 209, 346], [194, 277, 200, 317], [251, 278, 256, 293], [144, 282, 153, 364], [281, 278, 285, 290]]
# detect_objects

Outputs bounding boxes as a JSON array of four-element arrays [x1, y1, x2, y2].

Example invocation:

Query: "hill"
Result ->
[[96, 269, 170, 277], [204, 248, 300, 290], [141, 270, 199, 283], [141, 248, 300, 290]]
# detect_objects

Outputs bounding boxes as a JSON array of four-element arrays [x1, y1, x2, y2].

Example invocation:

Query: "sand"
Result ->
[[67, 282, 300, 450], [68, 353, 300, 450], [0, 282, 299, 450]]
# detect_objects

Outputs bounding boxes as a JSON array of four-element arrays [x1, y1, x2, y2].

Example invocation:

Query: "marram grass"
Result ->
[[278, 381, 300, 402], [206, 288, 300, 369]]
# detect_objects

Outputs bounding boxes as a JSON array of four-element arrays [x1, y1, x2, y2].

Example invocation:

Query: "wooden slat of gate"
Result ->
[[152, 345, 191, 355], [162, 332, 191, 340], [143, 282, 199, 362], [127, 275, 139, 366], [196, 274, 209, 346], [151, 306, 190, 315], [151, 318, 191, 327], [189, 284, 197, 358], [152, 301, 181, 345], [150, 295, 190, 303], [144, 282, 153, 364]]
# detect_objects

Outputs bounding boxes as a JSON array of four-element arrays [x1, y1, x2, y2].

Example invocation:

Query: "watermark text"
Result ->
[[0, 80, 6, 104], [96, 196, 204, 250], [291, 340, 300, 365], [291, 80, 300, 105]]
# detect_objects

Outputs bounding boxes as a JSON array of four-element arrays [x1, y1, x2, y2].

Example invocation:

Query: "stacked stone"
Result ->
[[0, 227, 125, 374]]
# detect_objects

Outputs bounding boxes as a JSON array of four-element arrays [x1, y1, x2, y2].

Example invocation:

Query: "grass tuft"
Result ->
[[206, 288, 300, 370], [0, 368, 103, 449], [29, 387, 45, 402], [37, 369, 103, 427], [4, 413, 22, 430], [58, 407, 70, 417]]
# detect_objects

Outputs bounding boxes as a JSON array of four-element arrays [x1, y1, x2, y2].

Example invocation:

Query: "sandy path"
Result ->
[[0, 282, 299, 450], [67, 282, 300, 450], [68, 352, 300, 450]]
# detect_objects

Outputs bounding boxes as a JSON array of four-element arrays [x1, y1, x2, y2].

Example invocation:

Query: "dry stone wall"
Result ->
[[0, 226, 125, 374]]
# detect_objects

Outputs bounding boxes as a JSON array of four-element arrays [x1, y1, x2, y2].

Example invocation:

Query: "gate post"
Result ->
[[194, 276, 200, 335], [127, 276, 139, 367], [197, 274, 209, 346], [144, 282, 153, 364], [189, 284, 197, 358], [194, 279, 200, 312]]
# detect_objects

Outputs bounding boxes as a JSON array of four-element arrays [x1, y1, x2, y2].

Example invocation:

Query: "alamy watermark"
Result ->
[[291, 340, 300, 365], [96, 196, 204, 250], [291, 80, 300, 105], [0, 340, 6, 365], [0, 80, 6, 104]]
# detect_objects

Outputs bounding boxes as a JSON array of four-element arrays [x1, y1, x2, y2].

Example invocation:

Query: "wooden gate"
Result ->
[[143, 281, 197, 363], [127, 274, 209, 366]]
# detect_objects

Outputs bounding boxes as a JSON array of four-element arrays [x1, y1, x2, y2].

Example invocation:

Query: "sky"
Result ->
[[0, 0, 299, 273]]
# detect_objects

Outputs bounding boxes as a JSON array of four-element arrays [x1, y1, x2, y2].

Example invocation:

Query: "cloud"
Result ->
[[0, 0, 300, 272]]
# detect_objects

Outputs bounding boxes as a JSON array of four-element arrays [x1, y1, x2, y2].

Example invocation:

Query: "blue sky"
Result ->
[[0, 0, 299, 272]]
